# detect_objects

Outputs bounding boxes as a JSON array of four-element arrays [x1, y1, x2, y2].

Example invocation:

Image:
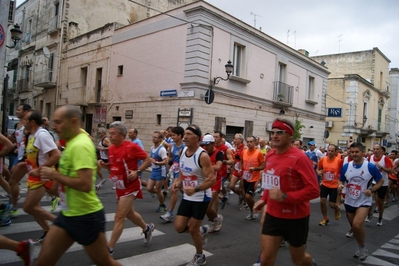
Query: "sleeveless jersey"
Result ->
[[369, 155, 390, 186], [318, 156, 342, 188], [242, 148, 264, 182], [233, 144, 245, 177], [170, 143, 185, 178], [215, 143, 228, 178], [180, 146, 211, 202], [341, 161, 381, 207], [15, 125, 25, 160], [98, 137, 108, 160], [150, 145, 166, 178]]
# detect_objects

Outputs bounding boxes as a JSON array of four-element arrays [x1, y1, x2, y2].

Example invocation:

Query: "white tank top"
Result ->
[[369, 155, 388, 186], [98, 137, 108, 160], [180, 146, 211, 202], [15, 125, 25, 160]]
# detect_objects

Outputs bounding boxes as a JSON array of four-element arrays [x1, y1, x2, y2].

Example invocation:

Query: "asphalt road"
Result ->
[[1, 169, 399, 266]]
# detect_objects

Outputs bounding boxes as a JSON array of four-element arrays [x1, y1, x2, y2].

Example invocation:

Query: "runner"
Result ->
[[0, 133, 14, 197], [366, 144, 393, 225], [173, 124, 215, 266], [95, 127, 111, 192], [148, 130, 168, 212], [229, 133, 246, 206], [316, 144, 343, 226], [0, 233, 33, 266], [23, 110, 60, 243], [201, 134, 224, 232], [239, 136, 265, 220], [161, 126, 185, 222], [9, 104, 31, 216], [253, 119, 319, 266], [35, 105, 120, 266], [100, 121, 153, 255], [339, 142, 384, 261]]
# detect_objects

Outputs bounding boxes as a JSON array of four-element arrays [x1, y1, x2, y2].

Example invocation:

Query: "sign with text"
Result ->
[[94, 106, 107, 123], [327, 108, 342, 117]]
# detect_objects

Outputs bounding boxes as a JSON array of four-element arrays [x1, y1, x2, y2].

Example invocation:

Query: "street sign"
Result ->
[[178, 91, 194, 98], [160, 90, 177, 97], [204, 89, 214, 104], [0, 24, 5, 48]]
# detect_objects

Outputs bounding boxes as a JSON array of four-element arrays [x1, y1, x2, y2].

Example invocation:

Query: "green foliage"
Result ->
[[294, 119, 305, 140]]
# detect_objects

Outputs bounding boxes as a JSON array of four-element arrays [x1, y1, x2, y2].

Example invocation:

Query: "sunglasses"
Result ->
[[271, 130, 286, 136]]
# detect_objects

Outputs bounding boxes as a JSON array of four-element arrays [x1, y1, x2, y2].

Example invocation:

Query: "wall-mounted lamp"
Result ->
[[279, 109, 285, 115], [213, 60, 234, 85], [355, 116, 368, 127], [6, 24, 23, 49]]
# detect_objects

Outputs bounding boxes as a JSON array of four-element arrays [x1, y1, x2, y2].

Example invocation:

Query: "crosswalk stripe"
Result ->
[[0, 227, 165, 264], [381, 243, 399, 250], [114, 243, 213, 266], [372, 249, 399, 259], [357, 256, 398, 266]]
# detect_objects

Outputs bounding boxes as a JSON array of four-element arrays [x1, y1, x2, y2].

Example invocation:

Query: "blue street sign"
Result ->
[[160, 90, 177, 97], [327, 108, 342, 117]]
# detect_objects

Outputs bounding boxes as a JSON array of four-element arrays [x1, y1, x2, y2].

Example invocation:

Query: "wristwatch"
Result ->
[[137, 169, 141, 173], [282, 193, 288, 200], [195, 186, 200, 192]]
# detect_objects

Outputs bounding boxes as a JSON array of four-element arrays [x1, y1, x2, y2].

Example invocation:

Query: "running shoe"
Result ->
[[252, 255, 261, 266], [319, 219, 329, 226], [112, 186, 116, 190], [162, 190, 169, 198], [108, 247, 114, 257], [246, 212, 258, 220], [36, 231, 47, 244], [17, 239, 34, 266], [220, 197, 229, 209], [212, 214, 223, 232], [376, 217, 383, 226], [373, 208, 378, 213], [384, 202, 388, 208], [50, 197, 60, 212], [335, 209, 341, 220], [238, 195, 243, 205], [142, 223, 155, 244], [392, 197, 397, 202], [240, 203, 249, 211], [156, 205, 167, 213], [346, 229, 354, 238], [186, 253, 206, 266], [9, 209, 19, 217], [0, 203, 13, 215], [201, 225, 210, 248], [365, 213, 373, 222], [160, 211, 174, 222], [280, 239, 286, 247], [0, 215, 11, 226], [353, 246, 368, 261]]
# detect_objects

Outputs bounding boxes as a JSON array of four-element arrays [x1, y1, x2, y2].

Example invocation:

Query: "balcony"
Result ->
[[47, 15, 60, 35], [33, 70, 56, 88], [272, 81, 293, 107], [17, 79, 31, 92]]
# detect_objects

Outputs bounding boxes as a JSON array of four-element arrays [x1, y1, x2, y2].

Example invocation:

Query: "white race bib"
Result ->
[[182, 174, 198, 188], [262, 172, 281, 190], [347, 183, 361, 199]]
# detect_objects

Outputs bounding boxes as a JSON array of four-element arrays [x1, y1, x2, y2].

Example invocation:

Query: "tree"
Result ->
[[293, 118, 305, 140]]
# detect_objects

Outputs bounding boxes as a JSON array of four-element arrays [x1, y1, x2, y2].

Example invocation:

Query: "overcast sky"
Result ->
[[15, 0, 399, 68], [207, 0, 399, 69]]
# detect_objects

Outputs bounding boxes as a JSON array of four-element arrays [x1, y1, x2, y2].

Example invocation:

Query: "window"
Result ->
[[48, 53, 54, 82], [81, 67, 88, 87], [25, 19, 32, 43], [96, 68, 102, 103], [233, 43, 245, 77], [157, 114, 162, 125], [46, 103, 51, 119], [307, 76, 315, 100], [117, 65, 123, 76]]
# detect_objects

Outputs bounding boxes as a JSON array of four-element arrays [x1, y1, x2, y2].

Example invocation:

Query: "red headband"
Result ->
[[272, 120, 294, 136]]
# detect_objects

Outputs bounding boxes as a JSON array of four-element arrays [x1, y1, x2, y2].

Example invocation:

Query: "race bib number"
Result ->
[[347, 183, 361, 199], [182, 174, 198, 188], [242, 170, 252, 181], [234, 162, 240, 171], [170, 162, 180, 173], [109, 175, 126, 189], [323, 172, 335, 181], [262, 172, 281, 190]]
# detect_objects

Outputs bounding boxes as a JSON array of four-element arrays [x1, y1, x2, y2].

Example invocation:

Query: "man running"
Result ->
[[95, 127, 111, 192], [174, 124, 215, 266], [161, 126, 185, 222], [100, 121, 153, 255], [230, 133, 246, 206], [366, 144, 393, 225], [239, 136, 265, 220], [35, 105, 120, 266], [23, 110, 60, 243], [317, 144, 343, 226], [9, 103, 31, 216], [253, 119, 319, 266], [339, 142, 383, 261], [148, 130, 168, 212]]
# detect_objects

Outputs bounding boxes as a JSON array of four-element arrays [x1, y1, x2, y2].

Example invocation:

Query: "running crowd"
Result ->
[[0, 104, 398, 266]]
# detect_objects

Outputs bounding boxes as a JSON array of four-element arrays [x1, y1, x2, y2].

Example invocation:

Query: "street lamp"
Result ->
[[213, 60, 234, 85], [6, 24, 22, 49]]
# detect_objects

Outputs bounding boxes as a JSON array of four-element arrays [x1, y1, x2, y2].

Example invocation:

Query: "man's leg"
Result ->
[[289, 244, 314, 266], [108, 195, 136, 249], [9, 163, 27, 209], [350, 207, 369, 246], [154, 180, 165, 206], [260, 234, 282, 266], [0, 174, 11, 194], [320, 197, 328, 220], [188, 218, 204, 254], [84, 232, 122, 266], [35, 225, 75, 266], [23, 186, 57, 231]]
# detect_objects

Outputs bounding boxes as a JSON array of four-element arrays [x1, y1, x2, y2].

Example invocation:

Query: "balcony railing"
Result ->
[[272, 81, 293, 106], [48, 15, 59, 34], [16, 79, 30, 92], [33, 69, 56, 88]]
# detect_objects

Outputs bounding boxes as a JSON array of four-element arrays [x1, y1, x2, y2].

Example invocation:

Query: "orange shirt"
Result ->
[[242, 148, 265, 182], [318, 155, 343, 188]]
